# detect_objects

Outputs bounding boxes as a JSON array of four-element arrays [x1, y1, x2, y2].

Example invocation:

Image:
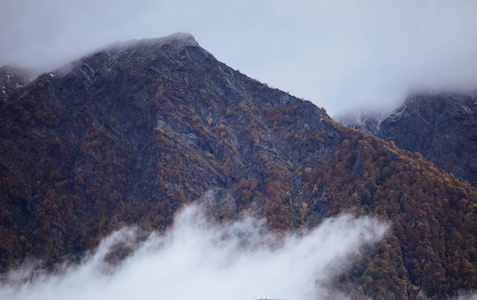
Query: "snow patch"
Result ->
[[461, 104, 472, 115], [388, 104, 409, 122]]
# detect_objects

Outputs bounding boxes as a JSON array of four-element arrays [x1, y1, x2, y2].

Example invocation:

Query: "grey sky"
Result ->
[[1, 0, 477, 116]]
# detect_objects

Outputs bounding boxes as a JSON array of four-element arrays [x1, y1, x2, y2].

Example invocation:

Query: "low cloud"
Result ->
[[0, 204, 388, 300], [2, 1, 477, 116]]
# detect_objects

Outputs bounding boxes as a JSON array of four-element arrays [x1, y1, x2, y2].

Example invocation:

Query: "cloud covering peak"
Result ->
[[1, 0, 476, 116]]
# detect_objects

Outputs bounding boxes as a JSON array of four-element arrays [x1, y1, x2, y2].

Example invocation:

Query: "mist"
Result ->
[[0, 204, 388, 300], [1, 1, 477, 117]]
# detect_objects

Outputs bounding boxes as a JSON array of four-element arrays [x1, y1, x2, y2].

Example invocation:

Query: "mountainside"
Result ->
[[343, 93, 477, 188], [1, 33, 477, 299], [0, 65, 32, 101]]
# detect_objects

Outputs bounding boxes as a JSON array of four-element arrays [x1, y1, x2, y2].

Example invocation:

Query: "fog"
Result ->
[[0, 204, 388, 300], [1, 1, 477, 116]]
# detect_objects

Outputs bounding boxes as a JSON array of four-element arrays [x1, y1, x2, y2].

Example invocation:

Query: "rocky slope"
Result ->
[[1, 33, 477, 299], [343, 92, 477, 188], [0, 65, 32, 101]]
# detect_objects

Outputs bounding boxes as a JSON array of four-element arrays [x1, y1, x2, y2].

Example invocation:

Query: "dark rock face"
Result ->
[[382, 94, 477, 187], [0, 65, 32, 101], [1, 33, 477, 299], [345, 93, 477, 187]]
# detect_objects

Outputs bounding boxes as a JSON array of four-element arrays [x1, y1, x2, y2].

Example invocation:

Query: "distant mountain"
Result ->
[[1, 33, 477, 299], [343, 92, 477, 188]]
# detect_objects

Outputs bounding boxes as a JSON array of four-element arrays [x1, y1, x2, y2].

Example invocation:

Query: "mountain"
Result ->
[[1, 33, 477, 299], [343, 92, 477, 188]]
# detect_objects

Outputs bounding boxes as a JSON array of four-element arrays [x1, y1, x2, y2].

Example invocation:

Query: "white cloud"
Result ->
[[0, 204, 388, 300]]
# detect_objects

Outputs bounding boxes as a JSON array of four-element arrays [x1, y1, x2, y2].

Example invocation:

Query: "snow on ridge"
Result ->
[[387, 104, 409, 122]]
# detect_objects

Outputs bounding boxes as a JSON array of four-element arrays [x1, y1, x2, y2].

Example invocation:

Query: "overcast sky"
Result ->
[[1, 0, 477, 116]]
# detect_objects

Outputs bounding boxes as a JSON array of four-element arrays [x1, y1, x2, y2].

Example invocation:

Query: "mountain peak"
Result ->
[[103, 32, 199, 53], [54, 33, 201, 78], [137, 32, 199, 48]]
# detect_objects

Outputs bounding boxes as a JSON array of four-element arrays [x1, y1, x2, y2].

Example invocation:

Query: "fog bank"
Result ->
[[0, 204, 388, 300]]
